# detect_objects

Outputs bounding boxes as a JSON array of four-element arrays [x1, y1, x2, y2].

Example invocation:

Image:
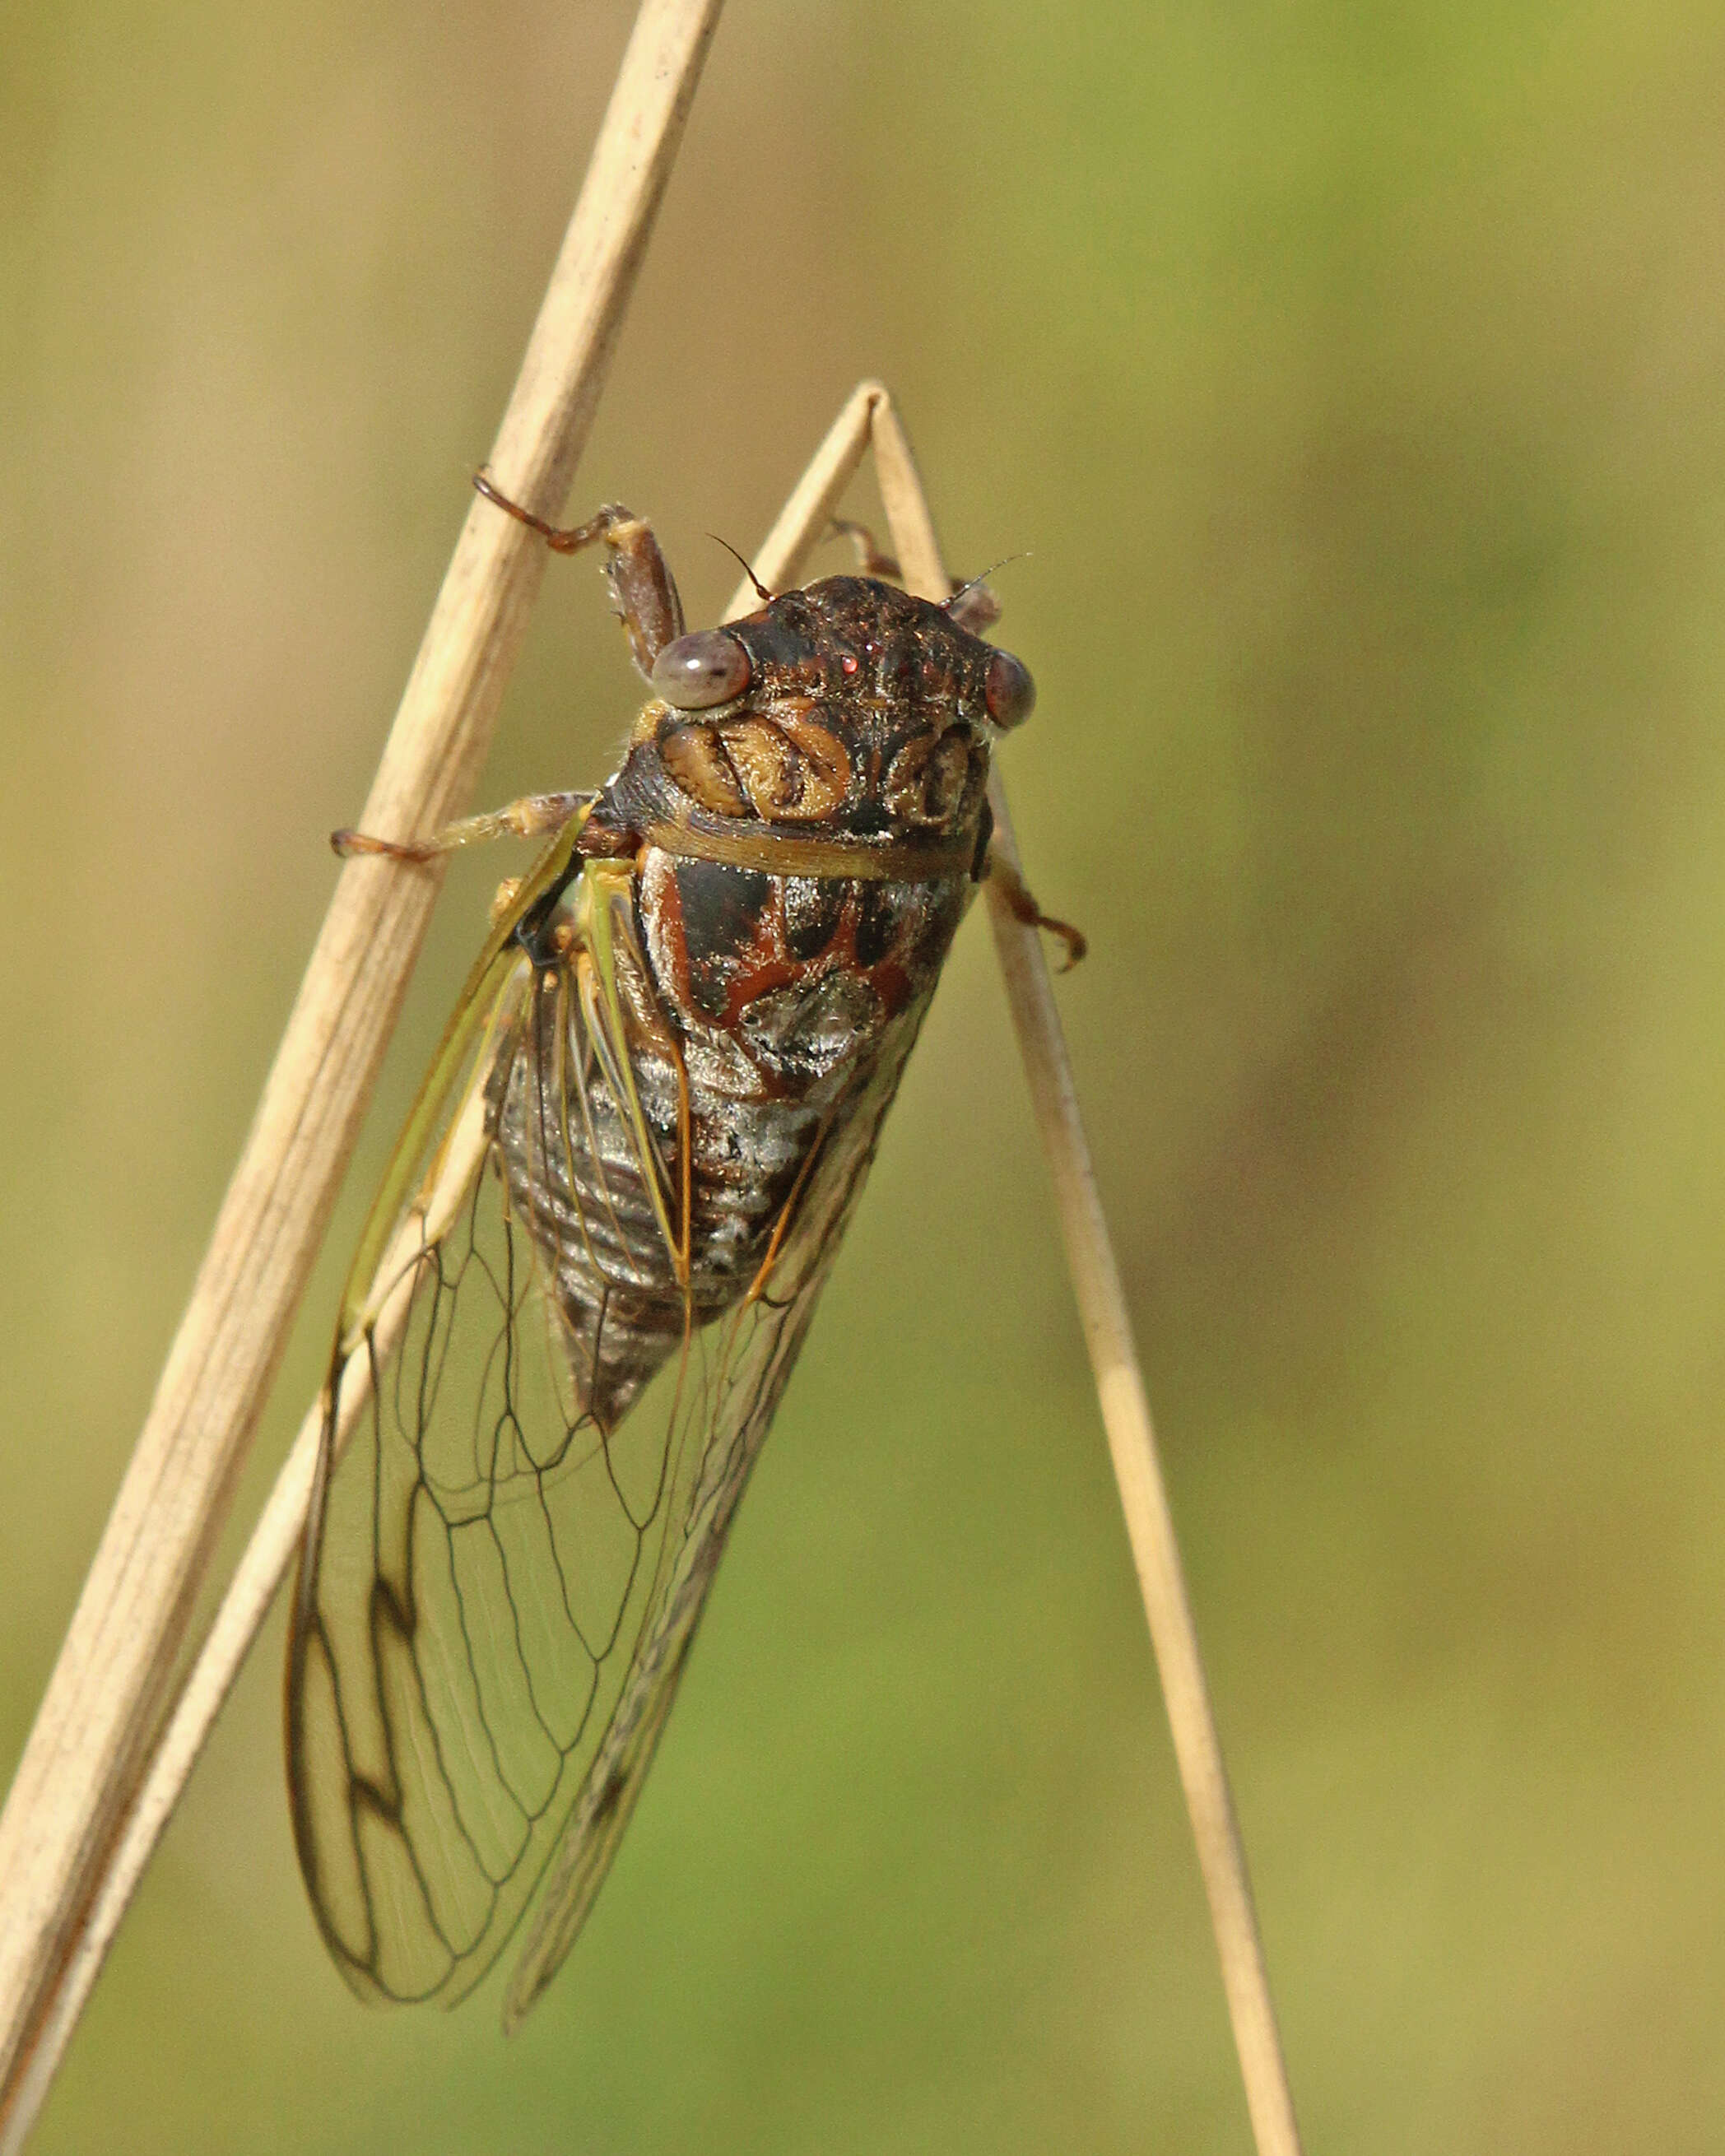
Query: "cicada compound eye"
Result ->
[[651, 629, 752, 709], [984, 648, 1035, 729]]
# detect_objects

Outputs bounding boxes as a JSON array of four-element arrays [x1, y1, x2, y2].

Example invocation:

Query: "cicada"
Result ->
[[286, 483, 1074, 2029]]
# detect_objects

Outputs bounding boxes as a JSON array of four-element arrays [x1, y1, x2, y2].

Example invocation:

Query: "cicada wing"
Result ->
[[287, 853, 697, 2010], [291, 829, 942, 2024], [500, 1015, 928, 2028]]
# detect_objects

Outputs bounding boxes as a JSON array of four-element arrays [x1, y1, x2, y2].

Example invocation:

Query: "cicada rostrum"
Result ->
[[286, 481, 1076, 2028]]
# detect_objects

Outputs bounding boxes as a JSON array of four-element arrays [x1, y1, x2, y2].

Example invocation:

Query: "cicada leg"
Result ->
[[986, 848, 1088, 970], [832, 517, 1004, 634], [334, 470, 687, 869], [332, 791, 595, 864], [473, 473, 685, 678], [829, 517, 902, 580]]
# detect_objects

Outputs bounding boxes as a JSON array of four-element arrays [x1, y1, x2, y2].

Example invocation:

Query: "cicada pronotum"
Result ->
[[286, 481, 1080, 2028]]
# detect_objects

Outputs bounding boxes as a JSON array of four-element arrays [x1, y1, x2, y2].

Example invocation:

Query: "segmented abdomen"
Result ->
[[488, 850, 969, 1434]]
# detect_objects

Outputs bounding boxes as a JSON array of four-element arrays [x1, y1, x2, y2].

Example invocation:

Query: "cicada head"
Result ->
[[637, 574, 1032, 855]]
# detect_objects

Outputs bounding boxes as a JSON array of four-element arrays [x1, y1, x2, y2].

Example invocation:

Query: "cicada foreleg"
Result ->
[[472, 474, 685, 679], [335, 481, 692, 871]]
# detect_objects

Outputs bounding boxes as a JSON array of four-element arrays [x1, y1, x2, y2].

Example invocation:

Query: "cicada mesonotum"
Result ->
[[286, 483, 1074, 2028]]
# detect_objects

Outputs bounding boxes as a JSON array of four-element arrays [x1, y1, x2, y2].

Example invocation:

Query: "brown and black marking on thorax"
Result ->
[[604, 574, 999, 1087], [492, 558, 1027, 1432]]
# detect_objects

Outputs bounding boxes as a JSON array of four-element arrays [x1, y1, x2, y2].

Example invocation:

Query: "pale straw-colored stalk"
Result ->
[[724, 386, 1304, 2156], [0, 1, 725, 2142]]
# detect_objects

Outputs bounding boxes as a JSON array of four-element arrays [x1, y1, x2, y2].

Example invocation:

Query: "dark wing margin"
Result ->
[[287, 836, 936, 2023]]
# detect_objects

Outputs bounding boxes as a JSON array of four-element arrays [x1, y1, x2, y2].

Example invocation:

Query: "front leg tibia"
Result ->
[[602, 514, 685, 677]]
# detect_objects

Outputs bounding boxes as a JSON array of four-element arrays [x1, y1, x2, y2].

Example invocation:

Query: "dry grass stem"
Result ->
[[728, 383, 1302, 2151], [977, 781, 1304, 2156], [868, 397, 1304, 2156], [0, 0, 725, 2137], [0, 1096, 492, 2156]]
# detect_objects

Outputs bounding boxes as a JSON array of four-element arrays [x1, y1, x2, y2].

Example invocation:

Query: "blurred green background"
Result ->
[[7, 0, 1725, 2148]]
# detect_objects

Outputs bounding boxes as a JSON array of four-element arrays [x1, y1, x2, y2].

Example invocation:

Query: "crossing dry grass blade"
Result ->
[[722, 386, 1304, 2156], [872, 401, 1305, 2156]]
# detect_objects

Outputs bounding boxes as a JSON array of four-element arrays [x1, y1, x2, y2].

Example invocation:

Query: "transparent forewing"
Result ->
[[286, 873, 693, 2010], [288, 857, 934, 2020], [499, 1021, 922, 2028]]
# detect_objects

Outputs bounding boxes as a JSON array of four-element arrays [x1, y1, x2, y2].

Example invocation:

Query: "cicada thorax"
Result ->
[[635, 854, 969, 1082], [488, 574, 1010, 1438]]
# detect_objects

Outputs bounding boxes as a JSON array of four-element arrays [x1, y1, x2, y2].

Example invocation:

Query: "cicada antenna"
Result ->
[[941, 551, 1028, 634], [945, 549, 1030, 612], [707, 533, 772, 602]]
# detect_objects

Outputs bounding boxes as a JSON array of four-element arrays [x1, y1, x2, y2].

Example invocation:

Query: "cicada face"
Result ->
[[633, 574, 1033, 848], [289, 529, 1039, 2029]]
